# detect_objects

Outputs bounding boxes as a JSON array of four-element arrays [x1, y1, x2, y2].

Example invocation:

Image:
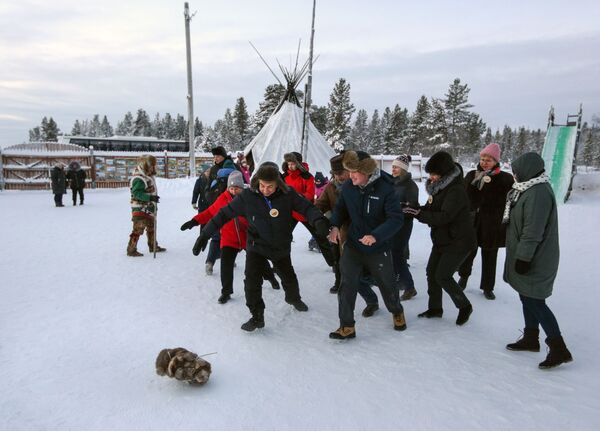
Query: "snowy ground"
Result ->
[[1, 173, 600, 431]]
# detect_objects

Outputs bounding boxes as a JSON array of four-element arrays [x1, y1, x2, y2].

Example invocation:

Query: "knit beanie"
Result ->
[[227, 170, 244, 188], [342, 151, 377, 176], [391, 154, 411, 171], [480, 143, 501, 162]]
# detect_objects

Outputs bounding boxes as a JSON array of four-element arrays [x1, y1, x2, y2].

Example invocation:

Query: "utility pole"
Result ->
[[301, 0, 316, 160], [184, 2, 196, 177]]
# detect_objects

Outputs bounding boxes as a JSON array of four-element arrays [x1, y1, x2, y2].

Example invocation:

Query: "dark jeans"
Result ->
[[338, 245, 403, 327], [392, 225, 415, 291], [426, 248, 471, 310], [206, 232, 221, 265], [220, 246, 240, 295], [71, 187, 84, 204], [53, 193, 63, 206], [292, 219, 335, 267], [458, 247, 499, 291], [332, 243, 378, 305], [244, 251, 302, 316], [520, 294, 561, 338]]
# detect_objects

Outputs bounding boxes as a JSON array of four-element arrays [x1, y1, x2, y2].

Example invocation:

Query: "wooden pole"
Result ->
[[301, 0, 316, 159]]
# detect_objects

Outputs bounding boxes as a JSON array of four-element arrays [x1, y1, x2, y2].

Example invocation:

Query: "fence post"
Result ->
[[163, 150, 168, 179], [0, 147, 4, 191], [89, 145, 96, 189]]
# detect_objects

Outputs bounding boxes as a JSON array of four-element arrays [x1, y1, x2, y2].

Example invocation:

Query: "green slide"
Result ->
[[541, 125, 578, 203]]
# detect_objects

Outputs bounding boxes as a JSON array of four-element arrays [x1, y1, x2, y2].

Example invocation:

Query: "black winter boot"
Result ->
[[539, 336, 573, 369], [268, 277, 280, 290], [241, 313, 265, 332], [287, 299, 308, 312], [506, 328, 540, 352], [456, 304, 473, 326], [418, 308, 443, 318], [218, 293, 231, 304]]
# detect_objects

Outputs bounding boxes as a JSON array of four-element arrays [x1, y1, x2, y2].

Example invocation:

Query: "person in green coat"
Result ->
[[502, 152, 572, 369]]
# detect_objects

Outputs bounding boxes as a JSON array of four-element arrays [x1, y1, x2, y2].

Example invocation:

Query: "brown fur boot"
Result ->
[[155, 347, 212, 385], [127, 233, 143, 256]]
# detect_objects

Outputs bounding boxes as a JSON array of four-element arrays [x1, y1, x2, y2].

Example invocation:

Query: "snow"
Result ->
[[1, 173, 599, 431]]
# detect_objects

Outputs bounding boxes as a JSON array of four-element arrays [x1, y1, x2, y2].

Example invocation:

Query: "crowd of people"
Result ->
[[122, 143, 572, 370]]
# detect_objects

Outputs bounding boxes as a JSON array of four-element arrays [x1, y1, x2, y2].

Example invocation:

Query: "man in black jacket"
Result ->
[[328, 151, 406, 340], [193, 162, 330, 332]]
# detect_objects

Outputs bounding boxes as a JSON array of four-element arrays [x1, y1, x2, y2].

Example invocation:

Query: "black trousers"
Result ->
[[53, 193, 63, 206], [338, 245, 403, 327], [244, 251, 302, 316], [291, 219, 335, 267], [426, 248, 471, 310], [458, 247, 499, 291], [71, 188, 84, 204], [220, 246, 240, 295]]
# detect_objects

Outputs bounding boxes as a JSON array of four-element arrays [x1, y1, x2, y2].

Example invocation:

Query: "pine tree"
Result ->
[[71, 120, 82, 136], [581, 129, 597, 169], [150, 113, 163, 138], [233, 97, 249, 145], [162, 113, 175, 139], [29, 127, 41, 142], [349, 109, 369, 151], [444, 78, 474, 155], [367, 109, 383, 154], [384, 104, 409, 154], [88, 114, 100, 137], [40, 117, 49, 141], [484, 127, 493, 145], [501, 125, 514, 161], [463, 113, 486, 157], [116, 112, 134, 136], [217, 108, 240, 151], [405, 95, 431, 155], [201, 126, 218, 151], [310, 105, 328, 135], [253, 84, 286, 131], [174, 114, 187, 140], [100, 116, 113, 137], [428, 98, 448, 154], [194, 117, 204, 148], [42, 117, 60, 141], [133, 109, 151, 136], [326, 78, 355, 151]]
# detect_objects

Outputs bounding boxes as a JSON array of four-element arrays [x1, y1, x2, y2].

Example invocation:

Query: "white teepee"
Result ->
[[244, 101, 335, 176]]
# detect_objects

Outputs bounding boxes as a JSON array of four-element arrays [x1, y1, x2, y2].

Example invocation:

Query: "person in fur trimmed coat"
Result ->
[[457, 143, 514, 300], [403, 151, 474, 326]]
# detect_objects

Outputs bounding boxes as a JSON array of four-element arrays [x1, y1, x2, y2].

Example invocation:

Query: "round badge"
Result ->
[[427, 195, 433, 204], [269, 208, 279, 218], [483, 175, 491, 183]]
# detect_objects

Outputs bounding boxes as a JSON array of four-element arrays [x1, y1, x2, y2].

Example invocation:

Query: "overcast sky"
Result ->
[[1, 0, 599, 147]]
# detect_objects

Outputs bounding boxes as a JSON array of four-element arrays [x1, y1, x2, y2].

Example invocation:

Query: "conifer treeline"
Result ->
[[28, 78, 600, 166]]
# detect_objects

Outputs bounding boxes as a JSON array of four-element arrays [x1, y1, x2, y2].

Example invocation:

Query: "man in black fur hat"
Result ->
[[327, 151, 406, 340], [193, 162, 330, 332]]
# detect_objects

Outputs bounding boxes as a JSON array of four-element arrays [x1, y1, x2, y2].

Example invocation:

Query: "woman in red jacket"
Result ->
[[282, 152, 335, 267], [181, 171, 279, 303]]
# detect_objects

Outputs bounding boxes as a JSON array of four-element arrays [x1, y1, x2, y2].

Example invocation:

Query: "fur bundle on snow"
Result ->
[[155, 347, 212, 385]]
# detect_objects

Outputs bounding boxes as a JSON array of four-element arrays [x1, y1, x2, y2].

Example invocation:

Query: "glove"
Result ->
[[180, 219, 199, 231], [314, 218, 330, 238], [402, 207, 420, 216], [149, 195, 160, 203], [515, 259, 531, 275], [192, 204, 198, 210], [193, 233, 209, 256]]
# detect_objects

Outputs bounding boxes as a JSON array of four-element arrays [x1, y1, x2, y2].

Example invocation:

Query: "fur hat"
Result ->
[[391, 154, 411, 171], [425, 151, 455, 175], [251, 162, 288, 192], [211, 146, 228, 158], [284, 152, 303, 164], [137, 154, 157, 175], [342, 151, 377, 176], [227, 170, 244, 189], [155, 347, 211, 385], [480, 143, 501, 162], [329, 153, 345, 174]]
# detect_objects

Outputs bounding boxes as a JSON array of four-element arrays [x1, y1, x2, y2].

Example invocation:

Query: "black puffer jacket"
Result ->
[[464, 167, 514, 249], [202, 186, 325, 260], [66, 168, 86, 189], [417, 164, 476, 253], [50, 167, 66, 194]]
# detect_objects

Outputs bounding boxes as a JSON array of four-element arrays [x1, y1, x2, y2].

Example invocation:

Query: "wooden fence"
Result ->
[[0, 142, 212, 191]]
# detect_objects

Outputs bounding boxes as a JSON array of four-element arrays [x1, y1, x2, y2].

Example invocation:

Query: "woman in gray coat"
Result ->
[[503, 152, 572, 369]]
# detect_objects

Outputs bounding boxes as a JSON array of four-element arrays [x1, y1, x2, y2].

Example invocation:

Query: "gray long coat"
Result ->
[[503, 153, 559, 299]]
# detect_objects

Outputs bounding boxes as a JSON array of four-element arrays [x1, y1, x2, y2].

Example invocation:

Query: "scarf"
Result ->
[[471, 165, 501, 191], [502, 174, 550, 224], [425, 166, 461, 197]]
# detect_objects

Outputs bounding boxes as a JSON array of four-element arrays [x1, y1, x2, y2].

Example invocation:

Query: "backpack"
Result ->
[[206, 167, 235, 204]]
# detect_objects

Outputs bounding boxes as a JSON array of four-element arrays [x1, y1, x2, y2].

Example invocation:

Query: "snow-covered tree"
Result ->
[[326, 78, 355, 151], [233, 97, 249, 145], [162, 113, 175, 139], [405, 95, 431, 155], [174, 114, 187, 140], [310, 105, 328, 135], [71, 120, 82, 136], [217, 108, 240, 151], [28, 126, 41, 142], [150, 113, 163, 138], [133, 109, 151, 136], [444, 78, 474, 153], [41, 117, 60, 141], [501, 125, 514, 161], [100, 115, 113, 137], [367, 109, 383, 154], [115, 112, 134, 136], [253, 84, 286, 131], [428, 98, 448, 153]]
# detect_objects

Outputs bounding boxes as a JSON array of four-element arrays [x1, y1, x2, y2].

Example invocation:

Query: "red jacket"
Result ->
[[193, 190, 248, 250], [284, 162, 315, 222]]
